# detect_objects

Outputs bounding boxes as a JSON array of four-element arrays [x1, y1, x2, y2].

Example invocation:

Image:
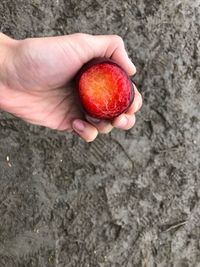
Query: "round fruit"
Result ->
[[76, 58, 134, 120]]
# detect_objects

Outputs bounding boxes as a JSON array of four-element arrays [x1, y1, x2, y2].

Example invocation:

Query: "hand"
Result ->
[[0, 33, 142, 142]]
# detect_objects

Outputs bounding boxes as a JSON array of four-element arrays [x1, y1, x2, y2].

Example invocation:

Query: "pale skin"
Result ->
[[0, 33, 142, 142]]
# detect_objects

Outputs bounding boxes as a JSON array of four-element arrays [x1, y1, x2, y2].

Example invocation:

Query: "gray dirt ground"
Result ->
[[0, 0, 200, 266]]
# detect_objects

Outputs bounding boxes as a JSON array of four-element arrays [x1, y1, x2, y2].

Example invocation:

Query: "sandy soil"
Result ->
[[0, 0, 200, 266]]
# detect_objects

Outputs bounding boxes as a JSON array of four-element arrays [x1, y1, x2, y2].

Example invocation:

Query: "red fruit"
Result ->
[[76, 58, 134, 120]]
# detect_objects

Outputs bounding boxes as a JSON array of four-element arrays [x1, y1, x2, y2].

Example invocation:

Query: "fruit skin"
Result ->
[[76, 57, 135, 120]]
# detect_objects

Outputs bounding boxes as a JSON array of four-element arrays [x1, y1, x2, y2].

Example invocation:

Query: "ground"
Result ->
[[0, 0, 200, 266]]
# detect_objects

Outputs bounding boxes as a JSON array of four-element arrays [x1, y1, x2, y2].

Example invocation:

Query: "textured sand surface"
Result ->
[[0, 0, 200, 266]]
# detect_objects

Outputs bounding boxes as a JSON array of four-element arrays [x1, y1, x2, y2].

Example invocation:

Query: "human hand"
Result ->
[[0, 33, 142, 142]]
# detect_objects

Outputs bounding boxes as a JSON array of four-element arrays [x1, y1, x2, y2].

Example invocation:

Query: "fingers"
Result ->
[[85, 115, 113, 134], [74, 34, 136, 76], [72, 84, 142, 141], [72, 113, 136, 142], [72, 116, 113, 142], [126, 84, 143, 115], [107, 36, 136, 76], [93, 35, 136, 76], [112, 84, 142, 130], [112, 114, 136, 130], [72, 119, 98, 142]]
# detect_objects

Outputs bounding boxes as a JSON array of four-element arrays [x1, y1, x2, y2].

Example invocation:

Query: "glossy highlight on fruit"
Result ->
[[76, 58, 134, 120]]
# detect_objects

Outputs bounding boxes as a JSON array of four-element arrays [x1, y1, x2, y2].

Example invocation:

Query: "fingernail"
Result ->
[[73, 120, 85, 132], [116, 116, 128, 128]]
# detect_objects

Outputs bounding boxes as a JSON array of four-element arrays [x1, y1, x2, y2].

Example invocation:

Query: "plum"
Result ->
[[76, 58, 134, 120]]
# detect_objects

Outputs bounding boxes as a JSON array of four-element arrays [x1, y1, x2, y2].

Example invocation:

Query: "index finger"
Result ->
[[83, 34, 136, 76]]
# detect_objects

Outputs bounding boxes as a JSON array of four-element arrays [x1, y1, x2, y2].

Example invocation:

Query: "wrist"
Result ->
[[0, 34, 19, 111]]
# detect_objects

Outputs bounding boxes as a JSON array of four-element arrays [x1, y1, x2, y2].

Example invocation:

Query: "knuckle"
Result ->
[[112, 35, 124, 46], [73, 33, 83, 38], [72, 33, 89, 40]]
